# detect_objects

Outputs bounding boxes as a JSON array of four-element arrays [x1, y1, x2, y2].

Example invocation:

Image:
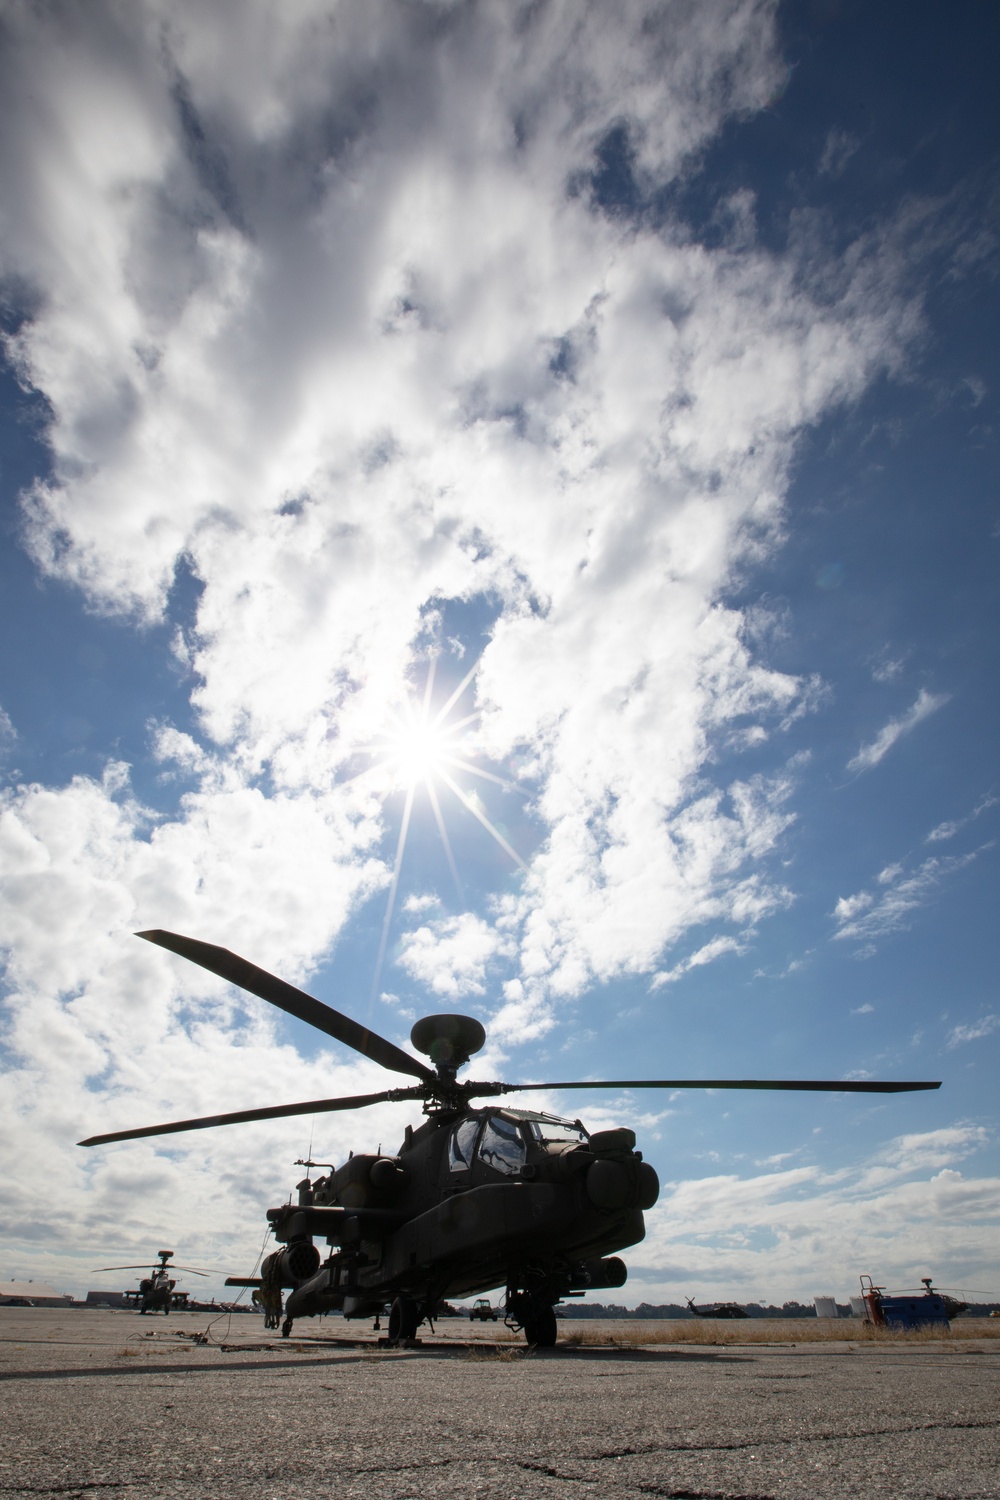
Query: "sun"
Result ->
[[382, 701, 464, 791], [351, 654, 527, 1002]]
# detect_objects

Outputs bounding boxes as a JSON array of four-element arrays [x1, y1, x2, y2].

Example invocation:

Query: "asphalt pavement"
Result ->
[[0, 1308, 997, 1498]]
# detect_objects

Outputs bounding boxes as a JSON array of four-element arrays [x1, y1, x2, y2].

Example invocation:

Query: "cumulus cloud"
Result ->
[[847, 688, 949, 774], [0, 758, 400, 1287], [0, 0, 925, 1021], [630, 1125, 998, 1301], [0, 1, 953, 1293], [397, 911, 513, 999]]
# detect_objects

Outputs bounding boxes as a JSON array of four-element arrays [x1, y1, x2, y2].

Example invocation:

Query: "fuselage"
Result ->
[[263, 1106, 659, 1324]]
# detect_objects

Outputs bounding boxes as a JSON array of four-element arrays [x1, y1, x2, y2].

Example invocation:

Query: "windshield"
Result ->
[[448, 1117, 481, 1172], [477, 1115, 527, 1176], [526, 1118, 589, 1148]]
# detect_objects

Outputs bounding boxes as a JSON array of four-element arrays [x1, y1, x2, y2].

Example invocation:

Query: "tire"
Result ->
[[388, 1295, 420, 1343], [523, 1305, 557, 1347]]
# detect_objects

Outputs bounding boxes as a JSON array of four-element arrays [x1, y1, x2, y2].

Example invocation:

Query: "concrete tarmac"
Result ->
[[0, 1308, 997, 1499]]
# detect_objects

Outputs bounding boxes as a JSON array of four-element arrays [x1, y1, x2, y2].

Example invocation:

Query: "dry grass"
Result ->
[[115, 1345, 141, 1357], [556, 1317, 1000, 1348], [462, 1344, 525, 1362], [461, 1326, 521, 1345]]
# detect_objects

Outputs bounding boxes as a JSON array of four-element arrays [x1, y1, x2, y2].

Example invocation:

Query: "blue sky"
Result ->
[[1, 0, 997, 1307]]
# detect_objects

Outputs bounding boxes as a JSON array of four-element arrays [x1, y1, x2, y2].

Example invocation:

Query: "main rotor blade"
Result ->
[[137, 930, 435, 1084], [92, 1265, 164, 1272], [475, 1078, 941, 1096], [90, 1264, 212, 1276], [78, 1085, 428, 1147]]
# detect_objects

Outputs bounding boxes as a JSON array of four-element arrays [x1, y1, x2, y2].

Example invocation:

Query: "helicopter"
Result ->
[[685, 1296, 749, 1320], [91, 1249, 211, 1314], [80, 930, 941, 1347], [859, 1274, 975, 1328]]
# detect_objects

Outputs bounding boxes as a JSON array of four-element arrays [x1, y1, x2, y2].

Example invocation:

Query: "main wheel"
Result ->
[[523, 1305, 557, 1347], [388, 1295, 420, 1343]]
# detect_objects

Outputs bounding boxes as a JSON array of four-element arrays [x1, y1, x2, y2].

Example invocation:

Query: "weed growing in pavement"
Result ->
[[462, 1344, 525, 1362]]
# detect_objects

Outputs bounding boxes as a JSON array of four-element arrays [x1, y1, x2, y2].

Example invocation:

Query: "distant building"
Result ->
[[0, 1280, 73, 1307], [85, 1290, 128, 1307]]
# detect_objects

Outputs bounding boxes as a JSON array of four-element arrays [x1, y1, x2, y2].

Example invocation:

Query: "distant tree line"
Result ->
[[557, 1300, 1000, 1319], [557, 1301, 821, 1319]]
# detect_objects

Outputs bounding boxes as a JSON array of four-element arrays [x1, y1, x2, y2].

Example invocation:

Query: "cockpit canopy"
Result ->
[[447, 1110, 589, 1176]]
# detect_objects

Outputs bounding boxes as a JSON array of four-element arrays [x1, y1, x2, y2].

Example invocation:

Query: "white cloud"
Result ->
[[847, 688, 949, 774], [397, 911, 512, 1000], [629, 1126, 999, 1301], [947, 1015, 1000, 1048], [819, 128, 859, 178], [926, 793, 998, 843], [0, 0, 925, 1017], [832, 848, 985, 949], [0, 2, 961, 1296], [833, 890, 873, 923], [0, 768, 417, 1298], [651, 933, 748, 989], [879, 1125, 988, 1175], [402, 893, 441, 915], [870, 653, 907, 683]]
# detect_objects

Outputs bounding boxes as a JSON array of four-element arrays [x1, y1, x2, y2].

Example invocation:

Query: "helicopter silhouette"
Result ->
[[685, 1296, 749, 1319], [80, 930, 940, 1346], [91, 1249, 211, 1314]]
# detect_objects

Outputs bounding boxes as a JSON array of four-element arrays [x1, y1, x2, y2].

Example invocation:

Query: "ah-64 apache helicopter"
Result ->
[[80, 931, 940, 1346], [91, 1249, 211, 1314]]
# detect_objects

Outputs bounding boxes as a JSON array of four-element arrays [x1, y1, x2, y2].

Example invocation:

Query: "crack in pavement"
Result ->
[[586, 1414, 1000, 1460], [2, 1414, 996, 1498], [0, 1486, 130, 1495], [511, 1467, 779, 1500], [345, 1458, 457, 1478], [633, 1489, 775, 1500]]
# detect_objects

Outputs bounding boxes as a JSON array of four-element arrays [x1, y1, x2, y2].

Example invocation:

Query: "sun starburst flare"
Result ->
[[351, 656, 528, 1003]]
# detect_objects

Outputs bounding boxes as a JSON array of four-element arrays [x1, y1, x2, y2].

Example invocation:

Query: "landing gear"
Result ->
[[387, 1295, 421, 1343], [506, 1278, 560, 1347], [522, 1305, 557, 1348], [281, 1317, 293, 1338]]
